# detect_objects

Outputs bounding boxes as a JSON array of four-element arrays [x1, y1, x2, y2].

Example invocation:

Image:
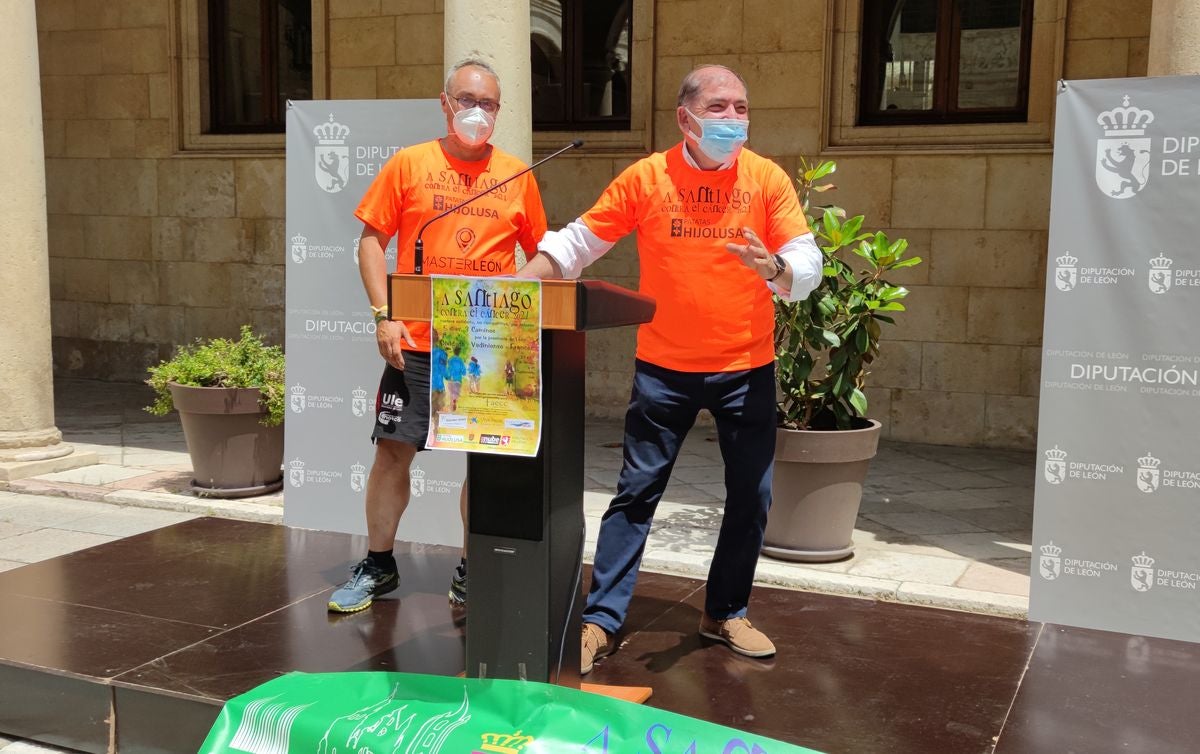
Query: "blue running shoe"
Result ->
[[328, 558, 398, 613], [448, 563, 467, 606]]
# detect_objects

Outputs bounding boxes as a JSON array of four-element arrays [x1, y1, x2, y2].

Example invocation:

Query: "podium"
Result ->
[[389, 274, 654, 688]]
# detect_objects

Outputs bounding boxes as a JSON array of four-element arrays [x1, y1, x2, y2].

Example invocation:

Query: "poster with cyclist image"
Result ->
[[427, 275, 542, 457]]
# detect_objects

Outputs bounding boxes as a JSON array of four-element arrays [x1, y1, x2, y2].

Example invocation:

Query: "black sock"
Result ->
[[367, 549, 396, 572], [456, 557, 467, 577]]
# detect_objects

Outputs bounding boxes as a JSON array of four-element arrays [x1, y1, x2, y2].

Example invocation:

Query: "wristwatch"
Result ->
[[768, 254, 787, 282]]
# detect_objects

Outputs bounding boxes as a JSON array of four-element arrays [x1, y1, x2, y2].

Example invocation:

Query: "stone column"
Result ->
[[444, 0, 533, 164], [0, 1, 86, 477], [1148, 0, 1200, 76]]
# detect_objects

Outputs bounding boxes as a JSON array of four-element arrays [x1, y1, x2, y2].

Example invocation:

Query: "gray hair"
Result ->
[[676, 64, 748, 107], [444, 58, 501, 94]]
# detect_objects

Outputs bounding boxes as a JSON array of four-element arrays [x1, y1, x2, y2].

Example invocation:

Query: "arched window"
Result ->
[[859, 0, 1032, 125]]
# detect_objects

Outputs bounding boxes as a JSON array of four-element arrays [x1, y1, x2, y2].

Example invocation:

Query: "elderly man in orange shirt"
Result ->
[[520, 65, 823, 673], [329, 59, 547, 614]]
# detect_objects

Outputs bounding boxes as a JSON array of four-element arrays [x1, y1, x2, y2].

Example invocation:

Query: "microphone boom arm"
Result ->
[[413, 140, 583, 274]]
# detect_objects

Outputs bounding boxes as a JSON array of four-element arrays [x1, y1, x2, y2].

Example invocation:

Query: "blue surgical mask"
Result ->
[[686, 110, 749, 164]]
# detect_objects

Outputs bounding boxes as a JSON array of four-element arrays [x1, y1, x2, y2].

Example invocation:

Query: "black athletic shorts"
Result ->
[[371, 351, 431, 450]]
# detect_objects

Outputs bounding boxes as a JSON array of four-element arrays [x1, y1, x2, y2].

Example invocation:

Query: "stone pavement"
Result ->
[[3, 379, 1036, 616]]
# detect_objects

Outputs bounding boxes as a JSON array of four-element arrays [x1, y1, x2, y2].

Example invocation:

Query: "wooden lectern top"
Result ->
[[388, 274, 655, 331]]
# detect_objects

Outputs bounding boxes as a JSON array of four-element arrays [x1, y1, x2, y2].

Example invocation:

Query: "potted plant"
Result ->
[[145, 325, 286, 498], [762, 158, 922, 562]]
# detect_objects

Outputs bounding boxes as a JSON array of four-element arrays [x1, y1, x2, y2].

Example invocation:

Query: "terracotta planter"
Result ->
[[762, 419, 882, 563], [168, 383, 284, 498]]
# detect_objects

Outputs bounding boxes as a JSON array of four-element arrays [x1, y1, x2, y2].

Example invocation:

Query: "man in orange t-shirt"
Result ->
[[328, 59, 547, 614], [520, 65, 823, 671]]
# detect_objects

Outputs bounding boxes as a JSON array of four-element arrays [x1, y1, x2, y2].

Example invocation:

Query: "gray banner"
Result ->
[[1032, 76, 1200, 642], [284, 100, 466, 546]]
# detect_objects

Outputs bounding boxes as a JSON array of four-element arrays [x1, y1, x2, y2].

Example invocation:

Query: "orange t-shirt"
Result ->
[[580, 144, 810, 372], [355, 139, 548, 352]]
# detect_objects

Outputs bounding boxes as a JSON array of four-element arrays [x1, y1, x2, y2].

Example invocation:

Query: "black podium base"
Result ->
[[465, 329, 586, 685]]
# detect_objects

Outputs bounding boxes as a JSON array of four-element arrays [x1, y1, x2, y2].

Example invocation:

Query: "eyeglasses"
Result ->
[[448, 94, 500, 114]]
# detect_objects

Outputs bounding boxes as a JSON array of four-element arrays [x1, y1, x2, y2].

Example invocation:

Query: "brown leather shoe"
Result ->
[[698, 615, 776, 658], [581, 622, 614, 675]]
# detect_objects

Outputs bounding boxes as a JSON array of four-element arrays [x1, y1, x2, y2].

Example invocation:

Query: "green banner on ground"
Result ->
[[198, 671, 821, 754]]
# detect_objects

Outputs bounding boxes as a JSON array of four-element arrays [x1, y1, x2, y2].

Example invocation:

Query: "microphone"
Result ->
[[414, 140, 583, 274]]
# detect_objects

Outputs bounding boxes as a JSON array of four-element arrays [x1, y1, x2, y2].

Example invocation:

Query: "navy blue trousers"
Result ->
[[583, 359, 777, 633]]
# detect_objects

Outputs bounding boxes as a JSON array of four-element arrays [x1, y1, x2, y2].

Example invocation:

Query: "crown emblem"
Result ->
[[352, 386, 367, 400], [480, 731, 534, 754], [290, 384, 307, 396], [1040, 541, 1062, 557], [410, 466, 425, 480], [1148, 254, 1173, 269], [350, 461, 366, 475], [1097, 95, 1155, 137], [1055, 253, 1078, 268], [292, 232, 307, 245], [1137, 453, 1161, 469], [313, 114, 350, 145], [1044, 445, 1068, 462], [289, 457, 305, 470], [1132, 551, 1155, 568]]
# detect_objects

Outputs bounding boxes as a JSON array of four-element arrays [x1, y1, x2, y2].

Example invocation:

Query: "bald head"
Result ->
[[444, 58, 501, 96], [676, 65, 748, 108]]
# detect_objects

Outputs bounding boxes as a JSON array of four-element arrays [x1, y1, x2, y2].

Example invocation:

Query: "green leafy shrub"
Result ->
[[776, 158, 923, 430], [145, 325, 286, 426]]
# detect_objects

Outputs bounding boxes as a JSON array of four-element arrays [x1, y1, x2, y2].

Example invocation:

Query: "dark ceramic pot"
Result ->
[[168, 383, 283, 498]]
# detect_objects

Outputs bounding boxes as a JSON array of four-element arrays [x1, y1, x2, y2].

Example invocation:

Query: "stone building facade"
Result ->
[[11, 0, 1193, 458]]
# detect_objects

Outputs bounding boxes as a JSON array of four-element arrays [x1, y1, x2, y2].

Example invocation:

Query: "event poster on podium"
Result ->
[[426, 276, 543, 457]]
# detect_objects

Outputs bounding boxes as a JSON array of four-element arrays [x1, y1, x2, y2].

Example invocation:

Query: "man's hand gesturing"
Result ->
[[725, 228, 778, 280]]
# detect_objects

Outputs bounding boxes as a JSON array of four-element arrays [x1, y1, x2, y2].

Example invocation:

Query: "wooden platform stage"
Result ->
[[1, 517, 1197, 753]]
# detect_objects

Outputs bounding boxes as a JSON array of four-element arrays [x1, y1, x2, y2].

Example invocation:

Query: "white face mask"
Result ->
[[450, 103, 495, 147]]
